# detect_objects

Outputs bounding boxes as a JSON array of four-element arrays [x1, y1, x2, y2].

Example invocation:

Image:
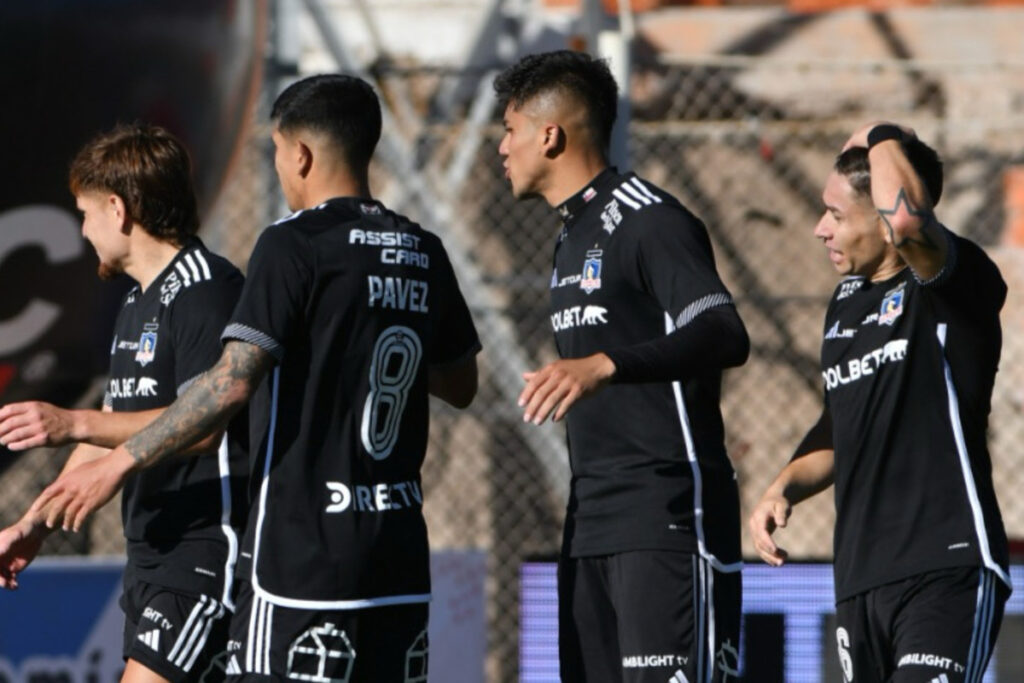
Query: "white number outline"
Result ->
[[836, 626, 854, 682], [361, 325, 423, 460]]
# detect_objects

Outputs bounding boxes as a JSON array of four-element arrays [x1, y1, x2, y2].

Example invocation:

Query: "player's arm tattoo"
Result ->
[[877, 187, 940, 250], [123, 342, 272, 467]]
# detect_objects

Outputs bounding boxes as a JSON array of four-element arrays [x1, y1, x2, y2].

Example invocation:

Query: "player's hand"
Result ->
[[748, 494, 792, 567], [0, 515, 48, 590], [842, 121, 916, 152], [0, 401, 80, 451], [30, 447, 136, 533], [519, 353, 616, 425]]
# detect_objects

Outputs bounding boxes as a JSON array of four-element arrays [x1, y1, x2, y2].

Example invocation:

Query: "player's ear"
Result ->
[[108, 193, 130, 232], [297, 140, 314, 179], [541, 123, 565, 158]]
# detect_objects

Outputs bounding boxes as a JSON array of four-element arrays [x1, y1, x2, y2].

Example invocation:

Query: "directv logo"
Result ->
[[138, 629, 161, 651]]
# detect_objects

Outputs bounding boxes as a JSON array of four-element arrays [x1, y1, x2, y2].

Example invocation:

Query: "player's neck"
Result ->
[[543, 151, 609, 208], [302, 169, 372, 208], [868, 250, 907, 283], [124, 228, 185, 293]]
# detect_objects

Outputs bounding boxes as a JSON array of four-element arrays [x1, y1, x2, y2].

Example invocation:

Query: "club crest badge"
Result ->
[[878, 284, 905, 326], [580, 250, 603, 294], [135, 324, 159, 366]]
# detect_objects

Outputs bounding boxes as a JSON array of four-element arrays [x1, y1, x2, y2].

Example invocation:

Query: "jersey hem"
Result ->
[[834, 557, 1010, 603], [251, 578, 431, 610]]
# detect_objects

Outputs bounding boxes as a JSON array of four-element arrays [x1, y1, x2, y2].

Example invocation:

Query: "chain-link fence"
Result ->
[[3, 52, 1024, 681]]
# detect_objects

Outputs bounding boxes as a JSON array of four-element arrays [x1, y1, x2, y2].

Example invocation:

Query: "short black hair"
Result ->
[[835, 137, 944, 206], [494, 50, 619, 153], [271, 74, 382, 171]]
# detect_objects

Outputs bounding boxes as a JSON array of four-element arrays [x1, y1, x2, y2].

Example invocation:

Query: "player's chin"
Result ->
[[97, 261, 124, 281]]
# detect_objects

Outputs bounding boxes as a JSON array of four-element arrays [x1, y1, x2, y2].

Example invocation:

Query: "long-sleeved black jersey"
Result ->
[[550, 168, 747, 569]]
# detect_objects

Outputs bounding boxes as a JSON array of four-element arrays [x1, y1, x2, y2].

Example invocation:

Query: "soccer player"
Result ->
[[749, 122, 1011, 682], [0, 124, 245, 682], [496, 51, 750, 683], [31, 74, 481, 682]]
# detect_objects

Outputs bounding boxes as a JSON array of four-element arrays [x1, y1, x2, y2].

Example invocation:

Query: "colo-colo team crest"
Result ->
[[580, 250, 602, 294], [878, 283, 905, 326], [135, 323, 159, 366]]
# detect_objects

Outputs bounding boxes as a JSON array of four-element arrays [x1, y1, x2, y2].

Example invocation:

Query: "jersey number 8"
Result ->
[[361, 325, 423, 460]]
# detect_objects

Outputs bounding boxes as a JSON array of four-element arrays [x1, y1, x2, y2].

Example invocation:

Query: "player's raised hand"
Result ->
[[31, 447, 136, 533], [0, 401, 79, 451], [748, 493, 792, 567], [519, 353, 616, 425], [0, 516, 48, 590], [841, 120, 916, 152]]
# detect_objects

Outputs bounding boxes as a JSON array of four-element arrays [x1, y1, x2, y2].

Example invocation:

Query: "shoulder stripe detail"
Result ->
[[194, 250, 212, 280], [612, 188, 642, 210], [222, 323, 283, 361], [675, 293, 733, 329], [175, 261, 192, 287], [184, 253, 202, 283], [622, 182, 654, 206], [271, 207, 309, 226], [629, 177, 663, 203]]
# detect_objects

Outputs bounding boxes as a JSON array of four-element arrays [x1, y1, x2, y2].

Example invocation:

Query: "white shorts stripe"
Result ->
[[695, 556, 706, 682], [173, 597, 220, 668], [168, 596, 207, 662], [966, 571, 994, 683], [705, 561, 715, 683], [245, 595, 259, 672], [263, 601, 274, 674], [183, 609, 219, 671]]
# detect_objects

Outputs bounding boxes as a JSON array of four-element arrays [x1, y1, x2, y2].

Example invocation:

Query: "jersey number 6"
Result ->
[[361, 325, 423, 460]]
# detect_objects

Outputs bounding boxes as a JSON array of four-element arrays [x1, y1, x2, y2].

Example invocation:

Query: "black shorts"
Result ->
[[558, 550, 741, 683], [834, 566, 1010, 683], [226, 579, 429, 682], [121, 579, 231, 682]]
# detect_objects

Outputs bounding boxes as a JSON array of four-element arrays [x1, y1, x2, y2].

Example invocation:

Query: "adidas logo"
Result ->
[[669, 670, 690, 683], [927, 675, 949, 683], [138, 628, 161, 651], [225, 655, 243, 675]]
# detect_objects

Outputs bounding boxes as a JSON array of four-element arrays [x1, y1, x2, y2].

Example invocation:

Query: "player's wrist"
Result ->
[[866, 124, 906, 149], [69, 410, 91, 443]]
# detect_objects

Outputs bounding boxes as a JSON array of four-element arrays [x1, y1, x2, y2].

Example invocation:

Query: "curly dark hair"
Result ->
[[69, 123, 199, 244], [494, 50, 619, 153]]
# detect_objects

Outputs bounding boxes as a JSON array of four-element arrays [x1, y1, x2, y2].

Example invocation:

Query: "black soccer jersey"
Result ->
[[821, 230, 1010, 601], [550, 168, 742, 566], [105, 238, 246, 601], [223, 197, 480, 608]]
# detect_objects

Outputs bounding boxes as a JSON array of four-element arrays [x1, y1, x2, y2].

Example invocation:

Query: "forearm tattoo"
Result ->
[[878, 188, 940, 250], [124, 342, 271, 467]]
